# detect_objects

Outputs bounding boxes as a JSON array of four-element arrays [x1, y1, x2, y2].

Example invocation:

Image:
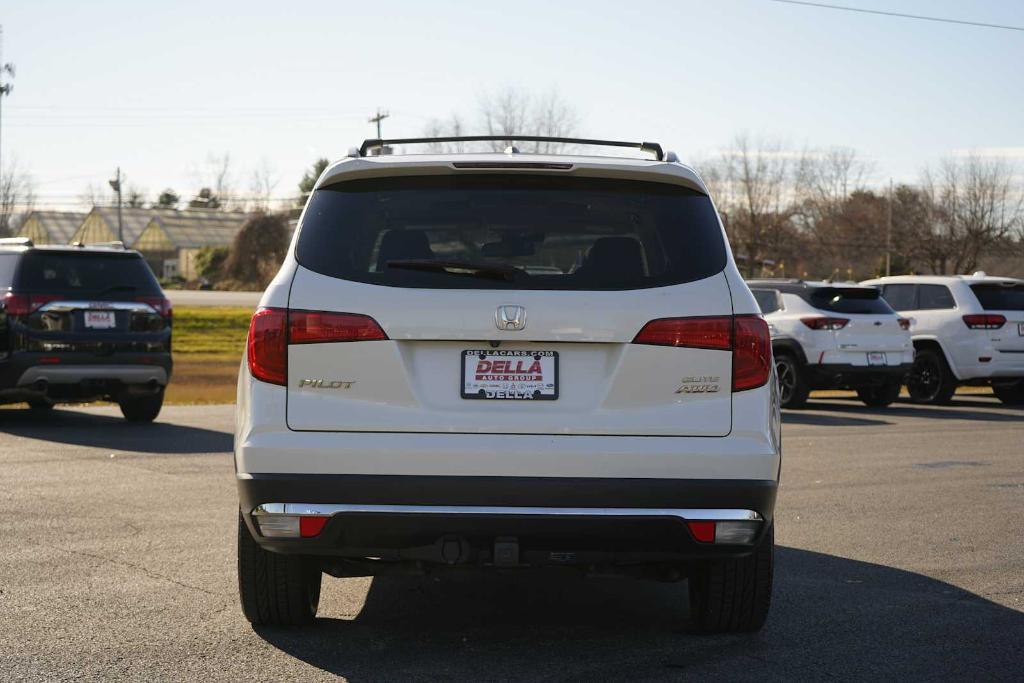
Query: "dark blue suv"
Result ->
[[0, 239, 172, 421]]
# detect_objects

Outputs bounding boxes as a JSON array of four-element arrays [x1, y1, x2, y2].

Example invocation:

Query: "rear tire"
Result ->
[[688, 524, 774, 633], [118, 390, 164, 422], [775, 353, 810, 409], [28, 400, 54, 413], [992, 381, 1024, 405], [906, 349, 956, 404], [857, 382, 900, 407], [237, 513, 321, 627]]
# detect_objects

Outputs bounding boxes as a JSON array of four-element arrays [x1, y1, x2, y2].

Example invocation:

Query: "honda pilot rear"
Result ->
[[235, 137, 780, 633]]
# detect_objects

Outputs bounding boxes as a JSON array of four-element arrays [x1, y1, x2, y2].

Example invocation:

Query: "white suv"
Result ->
[[748, 280, 914, 408], [861, 274, 1024, 405], [235, 136, 780, 633]]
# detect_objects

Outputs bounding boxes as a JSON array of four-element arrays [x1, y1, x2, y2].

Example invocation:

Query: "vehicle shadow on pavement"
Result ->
[[255, 547, 1024, 681], [0, 407, 232, 454], [799, 398, 1023, 423], [781, 411, 891, 427]]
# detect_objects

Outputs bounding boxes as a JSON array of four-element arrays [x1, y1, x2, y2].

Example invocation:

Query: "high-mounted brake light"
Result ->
[[2, 292, 61, 316], [800, 316, 849, 330], [246, 308, 388, 385], [962, 314, 1005, 330], [633, 315, 771, 392]]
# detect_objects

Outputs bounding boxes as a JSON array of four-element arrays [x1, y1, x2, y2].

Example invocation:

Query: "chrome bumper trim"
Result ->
[[17, 365, 168, 386], [251, 503, 763, 522]]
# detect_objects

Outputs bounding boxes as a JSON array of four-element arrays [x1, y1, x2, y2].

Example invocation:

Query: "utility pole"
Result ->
[[885, 177, 893, 276], [109, 167, 123, 243], [0, 25, 16, 214], [368, 108, 389, 139]]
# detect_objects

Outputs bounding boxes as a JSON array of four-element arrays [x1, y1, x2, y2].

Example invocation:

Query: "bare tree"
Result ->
[[793, 147, 876, 271], [920, 154, 1023, 274], [422, 114, 469, 153], [249, 158, 278, 211], [795, 147, 871, 222], [79, 182, 111, 208], [716, 134, 794, 277], [189, 152, 234, 209], [0, 159, 35, 236], [424, 87, 579, 153], [126, 185, 146, 208]]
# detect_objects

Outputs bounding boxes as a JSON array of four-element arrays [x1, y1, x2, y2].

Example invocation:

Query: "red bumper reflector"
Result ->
[[687, 521, 716, 543], [299, 516, 329, 538]]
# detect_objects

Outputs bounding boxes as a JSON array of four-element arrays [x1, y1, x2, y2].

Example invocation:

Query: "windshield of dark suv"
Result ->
[[15, 251, 162, 296], [295, 175, 727, 290], [970, 283, 1024, 311], [809, 286, 894, 314]]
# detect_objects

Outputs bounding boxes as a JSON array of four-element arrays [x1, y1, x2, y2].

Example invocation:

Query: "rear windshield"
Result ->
[[809, 287, 894, 314], [295, 175, 727, 290], [15, 251, 161, 296], [751, 288, 781, 314], [970, 283, 1024, 311]]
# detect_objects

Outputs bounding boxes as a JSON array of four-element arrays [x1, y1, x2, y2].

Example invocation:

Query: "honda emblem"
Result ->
[[495, 305, 527, 331]]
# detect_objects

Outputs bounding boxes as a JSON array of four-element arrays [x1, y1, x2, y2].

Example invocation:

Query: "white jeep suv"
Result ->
[[861, 274, 1024, 405], [748, 280, 913, 408], [235, 136, 780, 633]]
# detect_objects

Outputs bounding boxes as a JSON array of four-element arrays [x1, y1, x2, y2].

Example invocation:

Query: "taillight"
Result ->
[[962, 314, 1005, 330], [733, 316, 772, 391], [632, 317, 732, 350], [247, 308, 288, 385], [898, 318, 911, 331], [137, 296, 173, 319], [633, 314, 771, 392], [800, 316, 849, 330], [3, 292, 61, 316], [246, 308, 388, 385], [289, 310, 388, 344]]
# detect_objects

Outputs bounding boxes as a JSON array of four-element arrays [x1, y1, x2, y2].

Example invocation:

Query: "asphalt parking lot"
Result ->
[[1, 397, 1022, 681]]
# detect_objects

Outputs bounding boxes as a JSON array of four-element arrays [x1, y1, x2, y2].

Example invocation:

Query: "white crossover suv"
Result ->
[[235, 136, 780, 633], [748, 280, 914, 408], [861, 274, 1024, 405]]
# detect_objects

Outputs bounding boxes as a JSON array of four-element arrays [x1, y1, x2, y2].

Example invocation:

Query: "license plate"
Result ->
[[867, 352, 886, 366], [84, 311, 116, 329], [461, 350, 558, 400]]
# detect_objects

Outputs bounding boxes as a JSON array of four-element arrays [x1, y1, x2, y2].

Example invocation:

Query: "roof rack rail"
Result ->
[[0, 236, 33, 247], [358, 136, 665, 161], [78, 240, 126, 249]]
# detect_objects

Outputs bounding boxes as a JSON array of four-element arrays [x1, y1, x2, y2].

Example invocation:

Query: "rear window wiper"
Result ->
[[385, 259, 525, 282]]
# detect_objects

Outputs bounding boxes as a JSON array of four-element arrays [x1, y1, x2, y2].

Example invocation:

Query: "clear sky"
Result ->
[[2, 0, 1022, 209]]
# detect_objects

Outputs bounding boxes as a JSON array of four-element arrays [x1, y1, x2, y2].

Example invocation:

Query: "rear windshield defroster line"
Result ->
[[295, 175, 727, 291]]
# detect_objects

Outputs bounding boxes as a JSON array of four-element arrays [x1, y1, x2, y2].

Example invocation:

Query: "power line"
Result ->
[[762, 0, 1024, 32]]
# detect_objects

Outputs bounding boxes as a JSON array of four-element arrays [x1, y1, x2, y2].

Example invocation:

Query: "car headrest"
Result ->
[[579, 236, 646, 282], [377, 230, 435, 270]]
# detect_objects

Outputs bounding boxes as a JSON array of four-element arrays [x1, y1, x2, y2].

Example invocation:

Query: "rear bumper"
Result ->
[[238, 474, 777, 562], [955, 353, 1024, 381], [0, 352, 172, 401], [16, 364, 168, 386], [807, 362, 912, 388]]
